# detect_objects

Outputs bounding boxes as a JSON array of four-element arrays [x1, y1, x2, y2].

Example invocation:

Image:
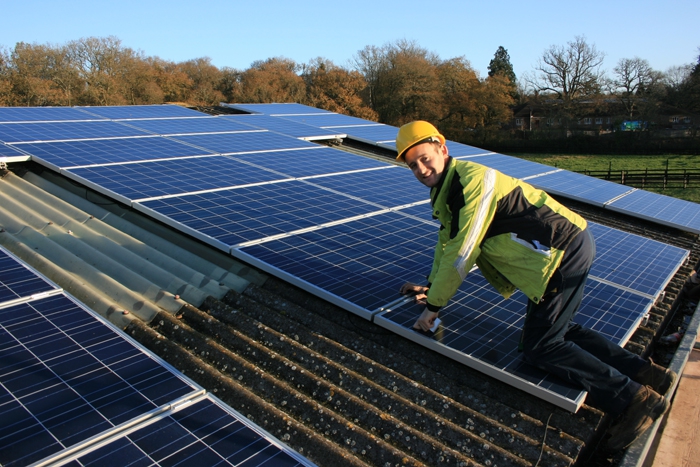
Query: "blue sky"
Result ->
[[2, 0, 698, 81]]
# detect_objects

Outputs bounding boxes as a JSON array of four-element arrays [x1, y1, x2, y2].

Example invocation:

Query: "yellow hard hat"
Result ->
[[395, 121, 446, 162]]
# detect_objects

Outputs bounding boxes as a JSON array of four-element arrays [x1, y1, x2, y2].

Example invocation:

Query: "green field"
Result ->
[[512, 153, 700, 204]]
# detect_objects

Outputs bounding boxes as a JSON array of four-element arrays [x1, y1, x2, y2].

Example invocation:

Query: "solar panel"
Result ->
[[605, 189, 700, 234], [280, 113, 379, 128], [305, 167, 427, 208], [135, 180, 384, 251], [76, 105, 208, 120], [67, 394, 316, 467], [231, 147, 388, 178], [0, 121, 152, 144], [0, 142, 29, 160], [170, 131, 317, 155], [221, 114, 346, 140], [455, 154, 555, 179], [123, 116, 258, 135], [444, 142, 494, 157], [588, 223, 689, 297], [0, 107, 105, 123], [15, 136, 216, 170], [529, 170, 635, 206], [327, 124, 399, 144], [65, 156, 292, 204], [236, 211, 437, 318], [222, 102, 332, 115], [0, 247, 60, 308], [374, 271, 652, 411], [0, 293, 202, 467]]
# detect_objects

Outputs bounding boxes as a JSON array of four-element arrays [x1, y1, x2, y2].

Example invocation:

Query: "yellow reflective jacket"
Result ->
[[425, 158, 587, 311]]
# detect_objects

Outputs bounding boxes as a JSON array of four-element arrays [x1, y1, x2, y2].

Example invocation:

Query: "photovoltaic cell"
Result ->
[[0, 248, 58, 307], [328, 124, 399, 144], [445, 141, 494, 157], [455, 153, 555, 179], [76, 105, 208, 120], [0, 143, 28, 158], [223, 102, 332, 115], [0, 121, 152, 143], [66, 155, 291, 202], [170, 131, 317, 154], [221, 114, 346, 139], [588, 223, 689, 297], [280, 113, 378, 128], [529, 170, 635, 206], [70, 395, 315, 467], [606, 189, 700, 234], [123, 116, 258, 135], [374, 272, 652, 411], [232, 147, 388, 178], [237, 211, 437, 317], [15, 136, 216, 170], [305, 167, 427, 208], [136, 180, 383, 250], [0, 293, 200, 467], [0, 107, 105, 123]]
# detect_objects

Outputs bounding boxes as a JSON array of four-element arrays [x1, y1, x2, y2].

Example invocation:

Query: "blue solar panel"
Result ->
[[66, 156, 291, 203], [330, 124, 399, 143], [0, 121, 152, 144], [232, 147, 388, 178], [0, 107, 105, 123], [374, 272, 652, 411], [0, 143, 28, 158], [306, 167, 427, 208], [606, 189, 700, 234], [0, 293, 200, 467], [221, 114, 345, 139], [529, 170, 635, 206], [237, 211, 437, 317], [77, 105, 208, 120], [0, 248, 59, 307], [171, 131, 317, 154], [455, 154, 555, 179], [223, 103, 332, 115], [70, 394, 315, 467], [136, 180, 383, 250], [588, 223, 689, 297], [16, 136, 216, 170], [445, 142, 494, 157], [123, 116, 257, 135], [280, 114, 378, 128]]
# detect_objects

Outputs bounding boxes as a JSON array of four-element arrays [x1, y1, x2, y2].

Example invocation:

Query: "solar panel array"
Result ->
[[0, 245, 316, 467], [1, 103, 694, 412]]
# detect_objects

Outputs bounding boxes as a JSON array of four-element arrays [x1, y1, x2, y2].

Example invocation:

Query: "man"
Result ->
[[396, 120, 675, 451]]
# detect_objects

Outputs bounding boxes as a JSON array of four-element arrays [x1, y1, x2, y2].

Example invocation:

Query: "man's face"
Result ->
[[403, 142, 449, 188]]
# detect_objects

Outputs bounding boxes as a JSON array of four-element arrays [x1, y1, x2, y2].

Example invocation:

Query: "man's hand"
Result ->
[[413, 308, 439, 332], [399, 282, 429, 305]]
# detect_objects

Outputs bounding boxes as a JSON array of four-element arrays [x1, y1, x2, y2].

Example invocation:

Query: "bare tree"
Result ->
[[527, 36, 605, 116], [609, 57, 663, 118]]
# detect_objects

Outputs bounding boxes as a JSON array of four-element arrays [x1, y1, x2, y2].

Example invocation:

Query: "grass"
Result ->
[[512, 153, 700, 203]]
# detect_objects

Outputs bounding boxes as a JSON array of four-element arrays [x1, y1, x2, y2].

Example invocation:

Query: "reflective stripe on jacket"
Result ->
[[425, 157, 587, 311]]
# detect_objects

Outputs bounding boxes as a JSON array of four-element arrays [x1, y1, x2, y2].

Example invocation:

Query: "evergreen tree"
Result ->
[[488, 46, 518, 99]]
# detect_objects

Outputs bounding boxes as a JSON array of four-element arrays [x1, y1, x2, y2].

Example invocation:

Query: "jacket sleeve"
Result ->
[[425, 167, 498, 310]]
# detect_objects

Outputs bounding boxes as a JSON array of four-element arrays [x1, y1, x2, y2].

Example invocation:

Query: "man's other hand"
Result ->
[[399, 282, 429, 304]]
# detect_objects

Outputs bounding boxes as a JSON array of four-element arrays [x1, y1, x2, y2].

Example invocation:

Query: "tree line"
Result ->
[[1, 35, 699, 144]]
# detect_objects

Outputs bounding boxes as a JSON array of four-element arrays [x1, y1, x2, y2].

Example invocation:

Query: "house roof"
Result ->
[[0, 104, 698, 467]]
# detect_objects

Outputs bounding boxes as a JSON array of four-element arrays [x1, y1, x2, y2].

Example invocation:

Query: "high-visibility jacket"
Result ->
[[425, 157, 588, 312]]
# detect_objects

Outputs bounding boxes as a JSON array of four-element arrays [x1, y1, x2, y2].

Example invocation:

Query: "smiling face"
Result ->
[[403, 142, 449, 188]]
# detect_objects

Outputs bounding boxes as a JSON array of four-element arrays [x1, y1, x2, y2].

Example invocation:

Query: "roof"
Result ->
[[0, 104, 698, 467]]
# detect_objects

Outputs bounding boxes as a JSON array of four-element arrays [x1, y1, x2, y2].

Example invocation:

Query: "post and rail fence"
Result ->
[[576, 160, 700, 190]]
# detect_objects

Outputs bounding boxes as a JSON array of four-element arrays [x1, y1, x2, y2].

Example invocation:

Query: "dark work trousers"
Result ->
[[521, 229, 647, 415]]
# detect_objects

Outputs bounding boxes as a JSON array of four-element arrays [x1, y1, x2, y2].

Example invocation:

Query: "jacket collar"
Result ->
[[430, 156, 454, 205]]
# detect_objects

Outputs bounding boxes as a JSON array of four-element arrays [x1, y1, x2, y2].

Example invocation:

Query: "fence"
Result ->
[[578, 164, 700, 189]]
